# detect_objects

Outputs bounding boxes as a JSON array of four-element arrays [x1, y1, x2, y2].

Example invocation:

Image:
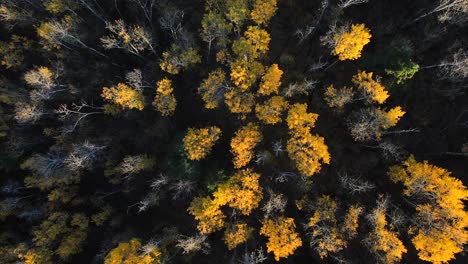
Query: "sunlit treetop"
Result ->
[[224, 88, 255, 115], [255, 96, 289, 125], [382, 106, 405, 128], [102, 83, 145, 111], [258, 64, 283, 95], [43, 0, 78, 14], [104, 238, 161, 264], [352, 71, 389, 104], [188, 196, 226, 234], [156, 78, 173, 96], [183, 126, 222, 160], [232, 26, 270, 60], [230, 123, 263, 168], [286, 103, 319, 132], [251, 0, 278, 25], [223, 222, 253, 250], [230, 58, 264, 90], [226, 0, 250, 30], [260, 217, 302, 261], [213, 168, 263, 215], [198, 69, 226, 109], [333, 23, 371, 61]]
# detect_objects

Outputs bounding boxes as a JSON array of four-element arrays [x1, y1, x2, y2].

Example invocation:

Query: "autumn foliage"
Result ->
[[183, 126, 222, 160], [230, 123, 263, 168], [333, 23, 371, 61], [260, 217, 302, 261]]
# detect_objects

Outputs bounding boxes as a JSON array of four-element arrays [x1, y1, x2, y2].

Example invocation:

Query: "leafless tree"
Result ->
[[24, 65, 66, 102], [24, 151, 66, 178], [283, 78, 318, 98], [55, 102, 103, 133], [131, 0, 157, 25], [176, 234, 210, 254], [295, 25, 315, 43], [150, 173, 169, 190], [324, 85, 354, 110], [170, 180, 195, 200], [338, 0, 369, 10], [378, 141, 406, 161], [159, 7, 185, 40], [262, 190, 287, 218], [339, 173, 376, 194], [78, 0, 106, 22], [348, 108, 387, 142], [119, 155, 154, 179], [240, 247, 268, 264], [101, 20, 155, 56], [271, 140, 284, 157], [64, 141, 105, 171], [309, 56, 329, 72], [140, 239, 160, 256], [273, 171, 297, 183], [412, 0, 468, 24], [255, 152, 270, 165]]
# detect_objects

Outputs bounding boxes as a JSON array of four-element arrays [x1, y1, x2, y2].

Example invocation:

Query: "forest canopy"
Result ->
[[0, 0, 467, 264]]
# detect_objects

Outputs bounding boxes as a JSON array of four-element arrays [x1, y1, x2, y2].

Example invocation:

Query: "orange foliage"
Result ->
[[230, 123, 262, 168], [102, 83, 145, 110], [255, 96, 288, 124], [183, 126, 222, 160], [352, 71, 389, 104], [333, 23, 371, 61], [258, 64, 283, 95], [260, 217, 302, 261]]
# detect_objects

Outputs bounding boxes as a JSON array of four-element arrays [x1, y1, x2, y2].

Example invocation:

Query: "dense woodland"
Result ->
[[0, 0, 467, 263]]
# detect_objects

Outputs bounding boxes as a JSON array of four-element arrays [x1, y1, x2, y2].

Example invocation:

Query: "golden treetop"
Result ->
[[255, 96, 288, 125], [156, 78, 173, 96], [250, 0, 278, 25], [258, 64, 283, 95], [188, 196, 226, 234], [286, 103, 319, 132], [223, 222, 253, 250], [104, 238, 161, 264], [102, 83, 145, 111], [183, 126, 222, 160], [230, 123, 263, 168], [352, 71, 389, 104], [260, 217, 302, 261], [333, 23, 371, 61]]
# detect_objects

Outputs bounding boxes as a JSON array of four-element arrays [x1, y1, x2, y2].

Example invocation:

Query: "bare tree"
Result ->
[[283, 79, 318, 98], [308, 57, 329, 72], [101, 20, 155, 56], [55, 102, 103, 133], [338, 0, 369, 10], [339, 173, 376, 194], [378, 141, 406, 161], [411, 0, 468, 24], [240, 247, 268, 264], [170, 180, 195, 200], [271, 140, 285, 157], [159, 7, 185, 40], [176, 234, 210, 254], [131, 0, 157, 25], [64, 141, 105, 171], [24, 151, 66, 178], [262, 191, 287, 218], [119, 155, 154, 179]]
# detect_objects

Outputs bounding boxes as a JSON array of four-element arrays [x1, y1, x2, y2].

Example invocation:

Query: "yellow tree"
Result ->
[[251, 0, 278, 25], [389, 156, 468, 264], [230, 58, 265, 90], [104, 238, 161, 264], [102, 83, 145, 111], [260, 217, 302, 261], [198, 69, 226, 109], [187, 196, 226, 234], [382, 106, 405, 128], [224, 88, 255, 115], [258, 64, 283, 95], [230, 123, 263, 168], [153, 78, 177, 116], [365, 203, 407, 264], [352, 71, 389, 104], [223, 223, 253, 250], [333, 23, 371, 61], [255, 96, 288, 124], [213, 168, 263, 215], [286, 104, 330, 176], [183, 126, 222, 160]]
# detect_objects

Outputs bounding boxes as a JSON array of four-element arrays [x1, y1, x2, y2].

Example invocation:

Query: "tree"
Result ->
[[101, 83, 145, 111], [188, 196, 226, 234], [364, 201, 407, 264], [230, 123, 263, 168], [183, 126, 222, 160], [286, 104, 330, 176], [0, 35, 32, 69], [251, 0, 278, 25], [230, 58, 265, 90], [224, 87, 255, 115], [389, 156, 468, 264], [24, 66, 66, 103], [411, 0, 468, 24], [255, 96, 288, 124], [43, 0, 78, 14], [223, 223, 253, 250], [213, 168, 263, 215], [232, 26, 271, 60], [226, 0, 250, 33], [198, 69, 227, 109], [258, 64, 283, 95], [101, 19, 154, 56], [352, 71, 389, 104], [324, 85, 354, 110], [260, 217, 302, 261], [14, 102, 43, 123], [201, 12, 231, 52], [153, 78, 177, 116], [104, 238, 161, 264], [348, 107, 405, 142], [160, 44, 201, 74], [332, 23, 371, 61], [176, 234, 210, 254]]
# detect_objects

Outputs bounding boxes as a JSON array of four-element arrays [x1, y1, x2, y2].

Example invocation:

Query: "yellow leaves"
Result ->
[[183, 126, 222, 160], [230, 123, 263, 168], [153, 78, 177, 116], [251, 0, 278, 25], [188, 196, 226, 234], [333, 23, 371, 61], [343, 205, 363, 238], [232, 26, 270, 60], [230, 58, 264, 90], [198, 69, 226, 109], [260, 217, 302, 261], [24, 66, 54, 89], [104, 239, 161, 264], [352, 71, 389, 104], [224, 88, 255, 115], [188, 169, 262, 234], [213, 168, 263, 215], [258, 64, 283, 95], [223, 223, 253, 250], [286, 103, 330, 176], [286, 103, 318, 131], [382, 106, 405, 129], [412, 229, 462, 264], [389, 155, 468, 263], [367, 207, 407, 264], [255, 96, 288, 124], [102, 83, 145, 111]]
